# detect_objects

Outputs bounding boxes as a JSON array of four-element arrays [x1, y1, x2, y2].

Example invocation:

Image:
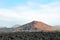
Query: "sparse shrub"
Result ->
[[0, 31, 60, 40]]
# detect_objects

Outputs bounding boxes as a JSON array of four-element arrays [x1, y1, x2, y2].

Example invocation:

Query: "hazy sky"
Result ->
[[0, 0, 60, 28]]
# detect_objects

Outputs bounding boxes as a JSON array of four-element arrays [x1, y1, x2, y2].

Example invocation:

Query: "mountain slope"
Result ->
[[14, 21, 60, 31]]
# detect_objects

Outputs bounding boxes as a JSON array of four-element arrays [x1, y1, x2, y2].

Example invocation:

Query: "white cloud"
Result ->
[[0, 1, 60, 27]]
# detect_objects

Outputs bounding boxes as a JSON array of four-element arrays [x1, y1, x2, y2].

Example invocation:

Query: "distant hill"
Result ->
[[14, 21, 60, 32], [55, 25, 60, 27], [0, 21, 60, 32], [0, 28, 14, 32]]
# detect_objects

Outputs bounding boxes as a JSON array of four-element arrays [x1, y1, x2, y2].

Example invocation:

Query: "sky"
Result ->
[[0, 0, 60, 28]]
